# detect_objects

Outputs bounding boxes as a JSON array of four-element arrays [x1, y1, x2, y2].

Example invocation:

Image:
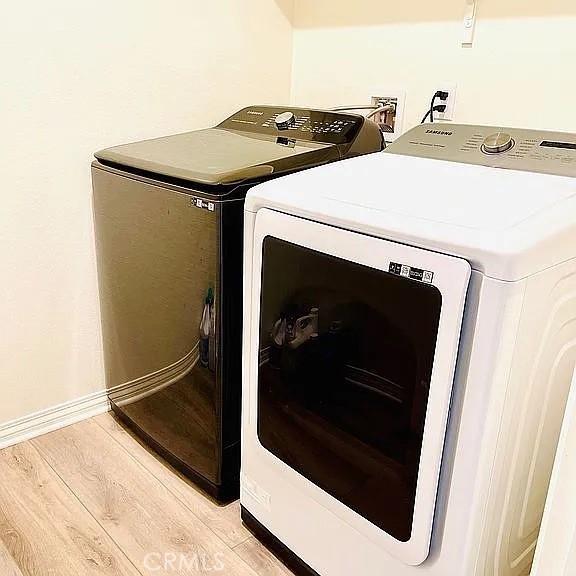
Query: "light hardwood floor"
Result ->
[[0, 413, 293, 576]]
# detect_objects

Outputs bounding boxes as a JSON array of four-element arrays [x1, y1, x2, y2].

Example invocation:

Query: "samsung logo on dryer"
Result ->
[[246, 110, 264, 115], [426, 129, 453, 136]]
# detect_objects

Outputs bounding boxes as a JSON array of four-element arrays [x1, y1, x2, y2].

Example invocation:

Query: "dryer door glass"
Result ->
[[257, 237, 442, 542]]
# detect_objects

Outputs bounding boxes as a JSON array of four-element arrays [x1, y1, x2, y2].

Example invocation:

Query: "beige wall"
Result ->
[[4, 0, 576, 429], [0, 0, 293, 425], [291, 0, 576, 132]]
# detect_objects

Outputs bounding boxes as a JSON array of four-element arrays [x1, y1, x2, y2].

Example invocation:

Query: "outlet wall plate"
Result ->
[[370, 89, 406, 142], [434, 84, 457, 121]]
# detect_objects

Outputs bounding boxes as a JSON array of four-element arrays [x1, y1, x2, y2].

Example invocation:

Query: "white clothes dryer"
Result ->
[[240, 123, 576, 576], [531, 365, 576, 576]]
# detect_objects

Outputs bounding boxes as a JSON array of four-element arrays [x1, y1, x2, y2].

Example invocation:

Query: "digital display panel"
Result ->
[[540, 141, 576, 150]]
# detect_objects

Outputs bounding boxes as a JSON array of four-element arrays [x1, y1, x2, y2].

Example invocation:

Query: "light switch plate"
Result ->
[[462, 0, 478, 46]]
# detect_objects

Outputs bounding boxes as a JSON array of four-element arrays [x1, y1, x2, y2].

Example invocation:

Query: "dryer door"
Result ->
[[246, 209, 470, 566]]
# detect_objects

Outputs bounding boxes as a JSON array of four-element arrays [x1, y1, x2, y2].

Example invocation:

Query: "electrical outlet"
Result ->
[[434, 84, 457, 121]]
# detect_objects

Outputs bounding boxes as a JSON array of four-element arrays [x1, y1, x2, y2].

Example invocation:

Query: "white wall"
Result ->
[[291, 0, 576, 132], [4, 0, 576, 430], [0, 0, 294, 426]]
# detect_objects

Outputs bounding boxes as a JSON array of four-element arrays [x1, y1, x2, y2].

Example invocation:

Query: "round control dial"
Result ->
[[481, 132, 514, 154], [275, 111, 295, 130]]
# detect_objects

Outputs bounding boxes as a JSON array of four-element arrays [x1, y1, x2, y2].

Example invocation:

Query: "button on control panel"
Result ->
[[274, 111, 295, 130]]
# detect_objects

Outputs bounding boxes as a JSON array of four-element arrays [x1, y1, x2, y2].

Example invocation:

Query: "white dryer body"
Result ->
[[241, 123, 576, 576]]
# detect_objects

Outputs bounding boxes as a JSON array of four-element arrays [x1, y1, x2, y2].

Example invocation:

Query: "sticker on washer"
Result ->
[[191, 197, 215, 212], [389, 262, 434, 283]]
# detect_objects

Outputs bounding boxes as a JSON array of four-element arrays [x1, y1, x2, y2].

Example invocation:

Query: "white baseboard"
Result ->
[[0, 389, 110, 449]]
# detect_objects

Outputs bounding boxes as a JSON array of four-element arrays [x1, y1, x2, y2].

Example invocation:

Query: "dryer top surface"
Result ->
[[245, 128, 576, 281]]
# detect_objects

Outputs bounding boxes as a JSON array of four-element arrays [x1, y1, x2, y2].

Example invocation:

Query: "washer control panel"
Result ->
[[386, 123, 576, 177], [219, 105, 365, 145]]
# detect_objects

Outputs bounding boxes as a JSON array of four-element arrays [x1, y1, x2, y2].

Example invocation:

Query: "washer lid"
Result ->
[[245, 147, 576, 282], [95, 128, 332, 188], [93, 105, 382, 192]]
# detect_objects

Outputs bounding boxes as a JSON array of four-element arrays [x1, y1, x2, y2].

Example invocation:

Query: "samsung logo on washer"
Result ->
[[247, 110, 264, 115], [426, 129, 453, 136]]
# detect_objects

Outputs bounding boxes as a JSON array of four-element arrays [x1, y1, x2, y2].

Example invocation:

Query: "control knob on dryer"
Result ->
[[481, 132, 514, 154], [275, 111, 295, 130]]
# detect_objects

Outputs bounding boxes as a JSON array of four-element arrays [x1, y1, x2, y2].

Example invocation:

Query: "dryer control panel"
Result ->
[[219, 105, 367, 145], [386, 123, 576, 177]]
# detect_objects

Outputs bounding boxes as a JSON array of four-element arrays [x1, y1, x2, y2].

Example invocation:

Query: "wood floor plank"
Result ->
[[0, 442, 139, 576], [0, 539, 24, 576], [32, 420, 257, 576], [94, 412, 250, 549], [234, 537, 294, 576]]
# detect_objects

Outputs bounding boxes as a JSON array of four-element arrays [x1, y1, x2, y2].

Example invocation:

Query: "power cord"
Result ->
[[421, 91, 449, 124], [421, 104, 447, 124]]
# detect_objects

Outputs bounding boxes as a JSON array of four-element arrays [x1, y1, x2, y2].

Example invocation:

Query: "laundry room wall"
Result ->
[[290, 0, 576, 133], [0, 0, 294, 436]]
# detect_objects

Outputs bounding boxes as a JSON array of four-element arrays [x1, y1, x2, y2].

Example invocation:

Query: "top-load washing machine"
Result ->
[[92, 105, 383, 502], [240, 123, 576, 574]]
